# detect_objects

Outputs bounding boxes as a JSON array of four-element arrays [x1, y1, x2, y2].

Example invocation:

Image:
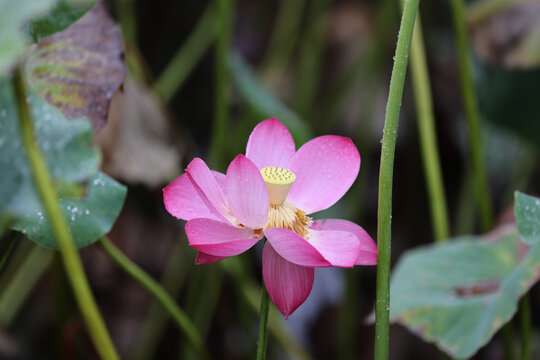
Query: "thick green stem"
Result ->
[[154, 5, 216, 102], [256, 286, 270, 360], [210, 0, 231, 169], [408, 13, 450, 241], [450, 0, 493, 232], [14, 67, 119, 360], [98, 237, 209, 360], [519, 294, 531, 360], [374, 0, 419, 359]]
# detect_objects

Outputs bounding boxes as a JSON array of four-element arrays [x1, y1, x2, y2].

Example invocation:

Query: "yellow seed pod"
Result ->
[[260, 167, 296, 205]]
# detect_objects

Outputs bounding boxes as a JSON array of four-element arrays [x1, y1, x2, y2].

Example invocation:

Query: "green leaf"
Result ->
[[229, 53, 313, 146], [0, 0, 56, 75], [515, 191, 540, 245], [0, 79, 127, 248], [24, 2, 125, 132], [0, 79, 99, 217], [13, 172, 126, 249], [389, 227, 540, 359], [28, 0, 98, 42]]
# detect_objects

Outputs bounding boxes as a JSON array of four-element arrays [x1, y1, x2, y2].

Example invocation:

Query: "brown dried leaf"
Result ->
[[24, 1, 125, 132], [95, 77, 184, 187], [469, 2, 540, 68]]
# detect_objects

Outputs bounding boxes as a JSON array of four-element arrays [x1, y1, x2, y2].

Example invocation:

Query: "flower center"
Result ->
[[266, 201, 312, 238], [260, 167, 311, 237], [260, 166, 296, 206]]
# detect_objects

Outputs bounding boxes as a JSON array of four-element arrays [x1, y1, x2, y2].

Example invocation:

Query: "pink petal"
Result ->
[[195, 251, 226, 265], [163, 171, 226, 222], [264, 227, 330, 267], [262, 242, 314, 319], [246, 118, 296, 169], [311, 219, 377, 265], [287, 135, 360, 214], [186, 218, 261, 257], [225, 155, 269, 229], [265, 227, 361, 268], [308, 229, 362, 268], [186, 158, 234, 224]]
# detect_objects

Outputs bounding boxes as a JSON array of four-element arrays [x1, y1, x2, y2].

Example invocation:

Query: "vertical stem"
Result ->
[[449, 0, 493, 232], [408, 12, 450, 241], [154, 5, 216, 102], [292, 0, 330, 120], [502, 322, 515, 360], [374, 0, 419, 359], [13, 67, 119, 360], [256, 285, 270, 360], [0, 232, 18, 273], [210, 0, 231, 169], [519, 295, 531, 360]]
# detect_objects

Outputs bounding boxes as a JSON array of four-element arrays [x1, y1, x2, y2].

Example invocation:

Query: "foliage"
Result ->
[[389, 225, 540, 359]]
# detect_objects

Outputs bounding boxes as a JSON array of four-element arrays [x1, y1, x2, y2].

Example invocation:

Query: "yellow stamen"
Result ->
[[265, 201, 312, 238], [260, 167, 296, 206]]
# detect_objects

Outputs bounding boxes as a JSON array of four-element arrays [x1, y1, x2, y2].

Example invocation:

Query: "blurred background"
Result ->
[[1, 0, 540, 359]]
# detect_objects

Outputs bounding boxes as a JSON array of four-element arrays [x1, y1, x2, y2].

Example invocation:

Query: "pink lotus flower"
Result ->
[[163, 118, 377, 318]]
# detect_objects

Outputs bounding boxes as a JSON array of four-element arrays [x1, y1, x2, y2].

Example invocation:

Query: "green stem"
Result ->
[[519, 295, 531, 360], [209, 0, 231, 169], [0, 244, 53, 326], [450, 0, 493, 232], [220, 258, 312, 360], [408, 12, 450, 241], [98, 237, 210, 360], [14, 67, 119, 360], [154, 5, 216, 102], [292, 0, 330, 120], [374, 0, 419, 359], [260, 0, 305, 78], [0, 232, 18, 273], [129, 241, 192, 360], [256, 285, 270, 360], [502, 322, 515, 360]]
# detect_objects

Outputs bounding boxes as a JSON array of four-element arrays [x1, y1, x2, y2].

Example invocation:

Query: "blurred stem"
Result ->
[[220, 258, 312, 360], [0, 232, 17, 273], [260, 0, 305, 77], [455, 168, 477, 235], [374, 0, 419, 359], [256, 285, 270, 360], [293, 0, 330, 120], [116, 0, 137, 46], [181, 266, 223, 359], [502, 147, 537, 207], [98, 237, 210, 360], [519, 295, 531, 360], [450, 0, 493, 232], [155, 5, 216, 102], [502, 322, 515, 360], [210, 0, 231, 169], [129, 241, 192, 360], [0, 244, 53, 326], [407, 12, 450, 242], [14, 66, 119, 360]]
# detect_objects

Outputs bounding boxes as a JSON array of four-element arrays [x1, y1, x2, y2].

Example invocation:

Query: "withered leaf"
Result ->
[[24, 1, 125, 132]]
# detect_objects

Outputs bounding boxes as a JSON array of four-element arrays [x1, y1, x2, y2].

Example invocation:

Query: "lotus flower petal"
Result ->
[[263, 242, 314, 319], [287, 135, 360, 214], [246, 118, 296, 169]]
